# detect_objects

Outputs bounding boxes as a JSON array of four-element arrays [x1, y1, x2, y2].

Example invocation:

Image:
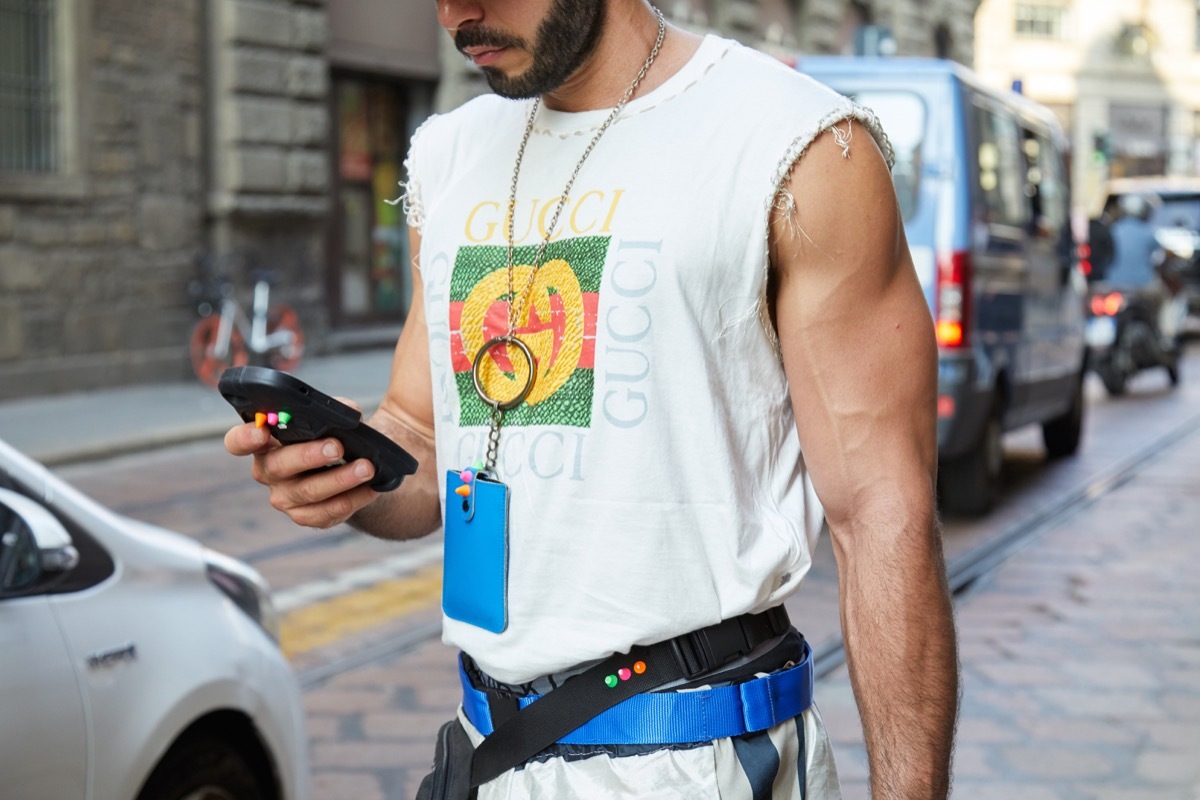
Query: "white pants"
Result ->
[[459, 705, 842, 799]]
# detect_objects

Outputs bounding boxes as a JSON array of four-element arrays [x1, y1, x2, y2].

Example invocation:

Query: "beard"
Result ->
[[454, 0, 606, 99]]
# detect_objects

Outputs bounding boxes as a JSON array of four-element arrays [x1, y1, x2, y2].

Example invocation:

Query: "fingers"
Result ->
[[224, 421, 274, 456], [269, 467, 379, 529], [333, 396, 362, 413], [226, 421, 379, 528], [251, 437, 347, 485]]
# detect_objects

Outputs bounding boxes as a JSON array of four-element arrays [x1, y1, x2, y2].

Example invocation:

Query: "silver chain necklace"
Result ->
[[471, 8, 667, 473]]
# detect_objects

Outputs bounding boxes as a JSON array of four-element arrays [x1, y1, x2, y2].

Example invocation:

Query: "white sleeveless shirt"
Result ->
[[404, 35, 891, 684]]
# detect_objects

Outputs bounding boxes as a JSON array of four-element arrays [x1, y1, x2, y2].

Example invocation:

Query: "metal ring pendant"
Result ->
[[471, 335, 536, 411]]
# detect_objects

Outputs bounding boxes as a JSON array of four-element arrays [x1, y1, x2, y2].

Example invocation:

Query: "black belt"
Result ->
[[466, 606, 793, 787]]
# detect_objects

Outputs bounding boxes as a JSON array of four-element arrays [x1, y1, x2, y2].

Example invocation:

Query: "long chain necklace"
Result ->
[[470, 9, 666, 474]]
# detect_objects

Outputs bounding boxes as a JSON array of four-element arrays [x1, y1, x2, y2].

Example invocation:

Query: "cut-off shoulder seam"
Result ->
[[729, 104, 895, 352], [399, 114, 441, 236]]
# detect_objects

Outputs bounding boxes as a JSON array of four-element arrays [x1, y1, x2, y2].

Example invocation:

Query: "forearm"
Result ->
[[835, 503, 958, 799], [348, 410, 442, 540]]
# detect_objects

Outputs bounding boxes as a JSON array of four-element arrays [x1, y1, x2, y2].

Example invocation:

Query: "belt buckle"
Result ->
[[670, 618, 756, 679], [669, 633, 709, 678]]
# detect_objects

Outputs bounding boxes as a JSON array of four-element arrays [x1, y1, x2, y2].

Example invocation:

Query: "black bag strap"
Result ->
[[469, 606, 790, 787]]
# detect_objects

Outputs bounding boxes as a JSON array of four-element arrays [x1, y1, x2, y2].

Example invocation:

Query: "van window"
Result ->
[[974, 105, 1029, 229], [843, 90, 925, 222], [1021, 129, 1067, 237]]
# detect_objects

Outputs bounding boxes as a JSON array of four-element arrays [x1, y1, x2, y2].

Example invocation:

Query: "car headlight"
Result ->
[[204, 550, 281, 643]]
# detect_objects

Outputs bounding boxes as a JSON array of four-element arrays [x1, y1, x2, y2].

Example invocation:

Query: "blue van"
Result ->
[[797, 58, 1088, 515]]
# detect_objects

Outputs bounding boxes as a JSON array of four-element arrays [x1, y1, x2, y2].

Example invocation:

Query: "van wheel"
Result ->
[[1042, 370, 1085, 458], [940, 406, 1003, 516], [136, 734, 268, 800]]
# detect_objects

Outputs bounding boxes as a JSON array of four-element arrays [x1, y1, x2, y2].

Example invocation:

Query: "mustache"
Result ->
[[454, 25, 525, 53]]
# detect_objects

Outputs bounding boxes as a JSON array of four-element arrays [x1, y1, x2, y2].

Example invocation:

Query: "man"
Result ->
[[225, 1, 958, 797], [1107, 194, 1162, 290], [1108, 193, 1185, 341]]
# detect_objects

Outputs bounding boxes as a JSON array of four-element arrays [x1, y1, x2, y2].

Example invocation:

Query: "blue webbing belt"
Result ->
[[460, 641, 814, 746]]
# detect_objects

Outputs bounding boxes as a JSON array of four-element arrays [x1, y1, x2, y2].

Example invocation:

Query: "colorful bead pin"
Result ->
[[456, 465, 478, 501], [255, 410, 292, 430], [604, 660, 648, 688]]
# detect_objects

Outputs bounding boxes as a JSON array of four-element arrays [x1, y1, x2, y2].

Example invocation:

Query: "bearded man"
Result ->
[[226, 1, 958, 797]]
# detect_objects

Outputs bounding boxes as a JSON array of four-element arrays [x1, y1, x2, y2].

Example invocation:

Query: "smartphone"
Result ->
[[218, 366, 418, 492]]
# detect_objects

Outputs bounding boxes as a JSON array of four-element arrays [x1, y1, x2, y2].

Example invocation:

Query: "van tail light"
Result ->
[[1077, 242, 1093, 278], [936, 251, 970, 349]]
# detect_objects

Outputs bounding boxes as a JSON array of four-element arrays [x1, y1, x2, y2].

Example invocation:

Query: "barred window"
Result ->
[[1014, 4, 1070, 40], [0, 0, 60, 173]]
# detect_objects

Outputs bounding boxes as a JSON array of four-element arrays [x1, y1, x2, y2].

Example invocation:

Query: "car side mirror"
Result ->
[[0, 487, 79, 594]]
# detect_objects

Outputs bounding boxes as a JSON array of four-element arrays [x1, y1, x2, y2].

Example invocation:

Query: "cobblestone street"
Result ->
[[822, 426, 1200, 800]]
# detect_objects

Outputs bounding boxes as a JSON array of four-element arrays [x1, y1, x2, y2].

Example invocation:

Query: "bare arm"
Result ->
[[770, 129, 958, 798], [224, 227, 442, 540]]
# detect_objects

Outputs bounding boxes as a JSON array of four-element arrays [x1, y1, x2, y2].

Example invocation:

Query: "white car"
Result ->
[[0, 438, 309, 800]]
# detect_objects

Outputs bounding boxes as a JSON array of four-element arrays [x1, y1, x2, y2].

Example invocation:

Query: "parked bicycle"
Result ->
[[187, 252, 305, 387]]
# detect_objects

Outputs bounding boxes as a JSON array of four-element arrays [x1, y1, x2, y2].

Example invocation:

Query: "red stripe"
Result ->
[[450, 302, 469, 372], [450, 292, 600, 373], [580, 292, 598, 369]]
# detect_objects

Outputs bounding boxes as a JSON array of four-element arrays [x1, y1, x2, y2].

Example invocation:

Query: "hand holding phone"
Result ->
[[218, 366, 418, 492]]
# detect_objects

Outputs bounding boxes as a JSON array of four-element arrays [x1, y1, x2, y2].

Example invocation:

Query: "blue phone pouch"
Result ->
[[442, 470, 510, 634]]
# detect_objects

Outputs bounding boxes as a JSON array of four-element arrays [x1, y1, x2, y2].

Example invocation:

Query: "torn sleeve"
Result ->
[[757, 101, 896, 350]]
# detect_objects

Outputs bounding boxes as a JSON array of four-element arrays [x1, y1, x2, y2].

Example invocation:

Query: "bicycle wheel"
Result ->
[[190, 316, 249, 387], [266, 305, 305, 373]]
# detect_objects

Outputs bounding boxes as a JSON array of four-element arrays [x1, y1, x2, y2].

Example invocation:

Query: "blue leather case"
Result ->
[[442, 470, 510, 634]]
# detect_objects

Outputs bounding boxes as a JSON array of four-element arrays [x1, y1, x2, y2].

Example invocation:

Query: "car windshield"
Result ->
[[1150, 194, 1200, 230], [841, 90, 926, 222]]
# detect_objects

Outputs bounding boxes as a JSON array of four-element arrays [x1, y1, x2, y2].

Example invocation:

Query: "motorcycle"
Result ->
[[1085, 283, 1181, 396]]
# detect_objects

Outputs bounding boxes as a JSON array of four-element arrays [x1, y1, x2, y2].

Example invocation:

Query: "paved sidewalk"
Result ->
[[0, 349, 397, 465], [817, 425, 1200, 800]]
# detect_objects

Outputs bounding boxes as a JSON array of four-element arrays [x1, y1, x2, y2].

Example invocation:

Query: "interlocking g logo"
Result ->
[[460, 260, 584, 407]]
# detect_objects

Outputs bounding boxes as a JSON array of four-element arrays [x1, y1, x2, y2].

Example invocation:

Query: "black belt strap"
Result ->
[[468, 606, 791, 787]]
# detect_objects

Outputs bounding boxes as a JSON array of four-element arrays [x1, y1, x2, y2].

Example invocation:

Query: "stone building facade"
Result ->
[[1, 1, 209, 395], [975, 0, 1200, 213], [1, 0, 977, 400]]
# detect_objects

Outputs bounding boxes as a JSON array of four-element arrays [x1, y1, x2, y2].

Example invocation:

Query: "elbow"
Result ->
[[823, 471, 938, 549]]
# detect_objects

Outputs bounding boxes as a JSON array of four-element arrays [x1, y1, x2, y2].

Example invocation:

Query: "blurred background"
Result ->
[[2, 0, 1195, 399]]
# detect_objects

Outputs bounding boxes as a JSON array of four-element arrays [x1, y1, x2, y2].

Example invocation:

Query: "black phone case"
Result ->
[[218, 366, 418, 492]]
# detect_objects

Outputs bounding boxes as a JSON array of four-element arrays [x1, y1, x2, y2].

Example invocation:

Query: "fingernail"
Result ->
[[323, 442, 339, 459], [354, 461, 371, 478]]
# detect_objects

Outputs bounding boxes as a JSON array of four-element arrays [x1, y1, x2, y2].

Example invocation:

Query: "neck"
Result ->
[[541, 3, 702, 113]]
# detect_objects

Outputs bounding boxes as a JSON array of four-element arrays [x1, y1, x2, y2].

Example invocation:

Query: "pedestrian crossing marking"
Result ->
[[279, 565, 443, 658]]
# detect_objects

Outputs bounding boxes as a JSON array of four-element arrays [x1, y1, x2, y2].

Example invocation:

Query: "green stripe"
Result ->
[[450, 236, 610, 300], [456, 369, 595, 428]]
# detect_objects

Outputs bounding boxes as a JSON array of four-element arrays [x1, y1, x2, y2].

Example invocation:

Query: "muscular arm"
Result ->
[[225, 227, 441, 540], [770, 129, 958, 798]]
